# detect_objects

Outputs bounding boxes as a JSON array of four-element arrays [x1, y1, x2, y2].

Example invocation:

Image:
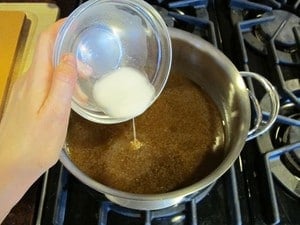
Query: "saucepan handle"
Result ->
[[239, 71, 280, 141]]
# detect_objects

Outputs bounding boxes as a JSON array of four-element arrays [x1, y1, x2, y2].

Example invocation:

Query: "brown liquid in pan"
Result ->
[[66, 72, 226, 194]]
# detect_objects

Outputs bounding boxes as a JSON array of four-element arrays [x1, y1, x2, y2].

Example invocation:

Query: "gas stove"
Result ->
[[3, 0, 300, 225]]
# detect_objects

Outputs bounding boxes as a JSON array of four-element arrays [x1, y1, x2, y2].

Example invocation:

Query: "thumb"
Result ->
[[43, 54, 78, 117]]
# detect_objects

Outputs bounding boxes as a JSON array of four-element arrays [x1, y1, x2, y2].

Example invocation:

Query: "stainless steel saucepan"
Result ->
[[60, 28, 279, 210]]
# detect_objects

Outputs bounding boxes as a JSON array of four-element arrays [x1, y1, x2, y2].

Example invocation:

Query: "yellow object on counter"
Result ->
[[0, 11, 25, 115]]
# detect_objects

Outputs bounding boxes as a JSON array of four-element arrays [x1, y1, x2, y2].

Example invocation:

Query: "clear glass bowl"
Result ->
[[53, 0, 172, 124]]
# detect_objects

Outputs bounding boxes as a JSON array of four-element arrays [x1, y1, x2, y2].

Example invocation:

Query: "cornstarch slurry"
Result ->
[[93, 66, 154, 149], [93, 67, 155, 119]]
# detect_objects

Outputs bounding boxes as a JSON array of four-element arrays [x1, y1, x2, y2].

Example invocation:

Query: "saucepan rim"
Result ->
[[60, 27, 251, 202]]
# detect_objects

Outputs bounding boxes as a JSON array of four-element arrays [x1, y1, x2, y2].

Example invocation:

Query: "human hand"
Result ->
[[0, 19, 78, 222]]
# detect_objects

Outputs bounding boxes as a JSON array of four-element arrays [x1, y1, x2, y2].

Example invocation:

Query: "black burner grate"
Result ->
[[227, 1, 300, 225], [37, 164, 243, 225]]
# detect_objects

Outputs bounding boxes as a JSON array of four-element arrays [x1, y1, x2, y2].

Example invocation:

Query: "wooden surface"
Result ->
[[0, 10, 25, 115]]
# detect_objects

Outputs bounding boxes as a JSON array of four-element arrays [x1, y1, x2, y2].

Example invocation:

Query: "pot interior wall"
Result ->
[[170, 37, 250, 156]]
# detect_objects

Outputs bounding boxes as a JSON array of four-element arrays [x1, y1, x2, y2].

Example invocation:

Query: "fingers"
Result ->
[[77, 60, 93, 78], [41, 53, 78, 120], [74, 84, 89, 106], [26, 19, 66, 104], [30, 19, 65, 77]]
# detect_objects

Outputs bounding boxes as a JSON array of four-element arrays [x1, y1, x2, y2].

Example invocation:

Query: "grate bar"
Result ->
[[230, 0, 272, 11], [168, 0, 208, 9], [168, 11, 217, 46], [262, 112, 300, 126], [267, 21, 300, 108], [52, 167, 69, 225]]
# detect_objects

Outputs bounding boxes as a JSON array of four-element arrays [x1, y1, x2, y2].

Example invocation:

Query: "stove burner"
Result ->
[[259, 10, 300, 48], [230, 1, 300, 65], [271, 112, 300, 177], [282, 146, 300, 178], [257, 80, 300, 197], [98, 184, 215, 225], [46, 163, 243, 225], [45, 161, 242, 225]]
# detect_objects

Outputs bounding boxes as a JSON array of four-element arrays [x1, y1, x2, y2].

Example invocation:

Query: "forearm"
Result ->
[[0, 19, 77, 224], [0, 152, 42, 224]]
